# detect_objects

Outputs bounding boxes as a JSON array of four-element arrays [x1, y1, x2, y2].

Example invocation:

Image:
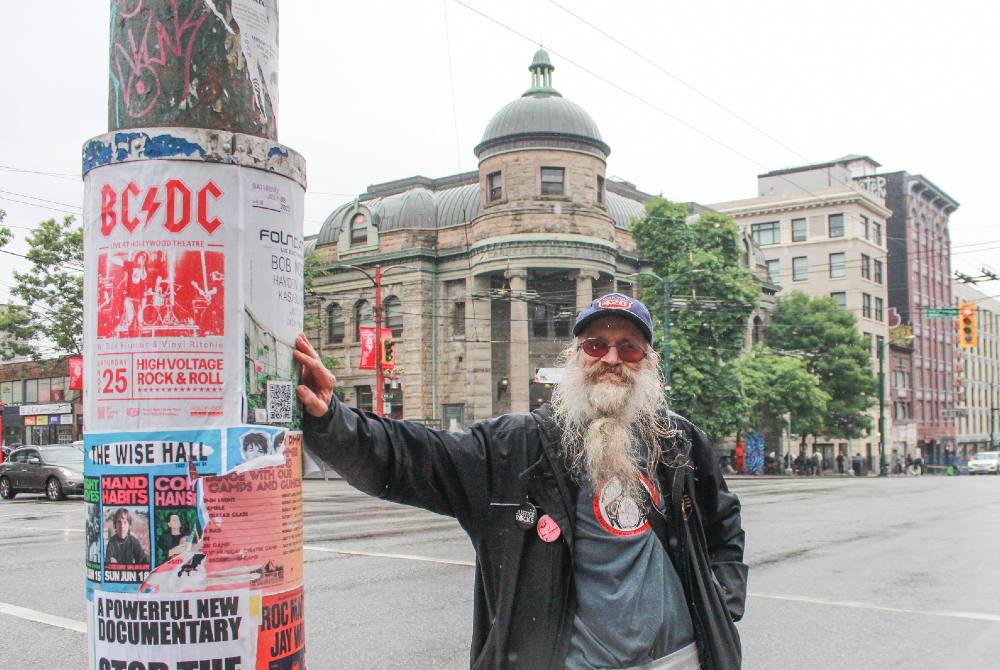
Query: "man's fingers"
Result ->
[[296, 333, 321, 360], [296, 385, 329, 417]]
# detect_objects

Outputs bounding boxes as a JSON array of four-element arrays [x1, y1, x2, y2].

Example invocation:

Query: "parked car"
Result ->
[[0, 445, 85, 500], [967, 451, 1000, 475]]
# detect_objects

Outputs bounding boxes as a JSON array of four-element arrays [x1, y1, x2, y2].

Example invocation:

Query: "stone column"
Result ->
[[465, 274, 493, 422], [507, 269, 530, 413], [576, 270, 600, 312]]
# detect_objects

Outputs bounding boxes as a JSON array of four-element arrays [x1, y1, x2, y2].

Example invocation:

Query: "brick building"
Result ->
[[882, 171, 959, 466], [0, 356, 82, 446]]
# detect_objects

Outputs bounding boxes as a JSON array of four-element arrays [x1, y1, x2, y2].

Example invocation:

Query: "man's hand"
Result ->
[[293, 334, 336, 417]]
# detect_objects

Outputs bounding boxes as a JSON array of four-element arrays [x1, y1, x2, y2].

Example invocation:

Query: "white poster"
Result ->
[[83, 160, 305, 432]]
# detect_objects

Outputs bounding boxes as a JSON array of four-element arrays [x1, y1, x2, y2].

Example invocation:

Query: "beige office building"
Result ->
[[953, 282, 1000, 454], [710, 156, 892, 467]]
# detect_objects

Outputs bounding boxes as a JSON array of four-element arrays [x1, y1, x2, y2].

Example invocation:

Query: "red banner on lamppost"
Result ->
[[68, 356, 84, 391], [358, 326, 393, 370]]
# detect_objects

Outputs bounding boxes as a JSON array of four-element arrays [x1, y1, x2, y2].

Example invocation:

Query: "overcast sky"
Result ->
[[1, 1, 997, 304]]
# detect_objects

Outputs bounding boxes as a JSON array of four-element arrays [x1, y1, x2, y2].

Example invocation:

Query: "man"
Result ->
[[296, 293, 747, 670], [158, 513, 191, 561], [105, 508, 149, 565]]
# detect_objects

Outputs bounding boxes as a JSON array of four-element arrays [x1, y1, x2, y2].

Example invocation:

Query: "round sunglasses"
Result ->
[[577, 337, 649, 363]]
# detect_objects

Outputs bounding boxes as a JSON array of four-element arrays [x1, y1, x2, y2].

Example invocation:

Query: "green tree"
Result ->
[[766, 291, 877, 439], [738, 346, 829, 454], [0, 214, 83, 359], [301, 249, 342, 390], [631, 198, 759, 440]]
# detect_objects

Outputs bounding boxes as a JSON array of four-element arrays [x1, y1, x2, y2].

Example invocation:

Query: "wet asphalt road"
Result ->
[[2, 474, 999, 669]]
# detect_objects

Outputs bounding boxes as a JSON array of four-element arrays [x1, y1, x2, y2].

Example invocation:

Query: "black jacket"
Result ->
[[303, 400, 747, 670]]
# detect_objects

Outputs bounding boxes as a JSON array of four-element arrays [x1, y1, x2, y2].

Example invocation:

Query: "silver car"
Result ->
[[968, 451, 1000, 475], [0, 445, 85, 500]]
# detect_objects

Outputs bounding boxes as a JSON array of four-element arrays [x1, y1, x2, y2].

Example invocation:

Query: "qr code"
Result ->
[[266, 380, 294, 423]]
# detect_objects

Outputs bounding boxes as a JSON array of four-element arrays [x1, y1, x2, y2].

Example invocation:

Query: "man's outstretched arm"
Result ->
[[294, 334, 493, 531]]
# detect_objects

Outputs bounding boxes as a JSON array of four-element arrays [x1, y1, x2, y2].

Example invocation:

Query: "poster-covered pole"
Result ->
[[374, 265, 384, 417], [82, 2, 307, 668]]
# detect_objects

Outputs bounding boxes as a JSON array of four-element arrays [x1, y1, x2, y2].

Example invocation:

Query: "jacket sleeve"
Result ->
[[301, 398, 496, 535], [687, 422, 749, 622]]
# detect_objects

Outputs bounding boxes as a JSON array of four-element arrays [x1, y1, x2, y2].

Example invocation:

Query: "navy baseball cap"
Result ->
[[573, 293, 654, 343]]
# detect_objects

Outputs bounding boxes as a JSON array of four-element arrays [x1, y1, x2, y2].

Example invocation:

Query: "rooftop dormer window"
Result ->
[[350, 213, 368, 246]]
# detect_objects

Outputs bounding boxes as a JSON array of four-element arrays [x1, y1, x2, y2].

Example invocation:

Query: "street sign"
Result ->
[[924, 308, 959, 318], [942, 408, 969, 418]]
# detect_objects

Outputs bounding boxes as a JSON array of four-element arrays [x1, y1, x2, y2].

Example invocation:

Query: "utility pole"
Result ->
[[991, 382, 997, 449], [878, 338, 888, 477], [374, 265, 385, 417], [83, 3, 307, 668]]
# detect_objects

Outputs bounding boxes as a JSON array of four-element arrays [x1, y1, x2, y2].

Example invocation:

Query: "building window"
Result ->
[[531, 303, 549, 337], [792, 256, 808, 281], [383, 295, 403, 337], [596, 175, 605, 204], [0, 381, 11, 405], [875, 297, 884, 321], [326, 303, 344, 343], [872, 221, 882, 245], [827, 214, 844, 237], [829, 252, 846, 278], [765, 259, 780, 284], [861, 254, 871, 279], [554, 303, 572, 338], [791, 218, 807, 242], [862, 293, 872, 318], [830, 292, 847, 309], [860, 215, 870, 239], [874, 259, 883, 284], [828, 213, 844, 238], [354, 299, 373, 341], [354, 385, 373, 413], [452, 301, 466, 336], [541, 167, 565, 195], [350, 213, 368, 245], [751, 221, 780, 246], [487, 171, 502, 201]]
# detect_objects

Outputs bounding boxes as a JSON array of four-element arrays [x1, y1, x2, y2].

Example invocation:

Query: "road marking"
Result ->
[[0, 601, 86, 633], [752, 591, 1000, 622], [303, 544, 474, 567]]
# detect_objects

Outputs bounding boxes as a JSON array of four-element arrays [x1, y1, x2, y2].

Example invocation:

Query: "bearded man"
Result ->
[[296, 293, 747, 670]]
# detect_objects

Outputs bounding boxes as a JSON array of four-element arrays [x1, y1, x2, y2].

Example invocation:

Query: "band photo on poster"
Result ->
[[96, 249, 224, 339]]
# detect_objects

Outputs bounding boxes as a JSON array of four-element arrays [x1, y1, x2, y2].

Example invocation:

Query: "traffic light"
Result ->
[[381, 334, 396, 369], [958, 302, 978, 349]]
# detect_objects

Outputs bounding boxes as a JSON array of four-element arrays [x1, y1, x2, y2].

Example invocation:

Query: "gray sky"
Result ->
[[1, 1, 997, 304]]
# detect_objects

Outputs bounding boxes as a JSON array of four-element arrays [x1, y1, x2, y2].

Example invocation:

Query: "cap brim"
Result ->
[[573, 310, 653, 343]]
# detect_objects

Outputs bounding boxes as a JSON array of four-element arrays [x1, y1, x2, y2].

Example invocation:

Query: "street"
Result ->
[[2, 475, 999, 669]]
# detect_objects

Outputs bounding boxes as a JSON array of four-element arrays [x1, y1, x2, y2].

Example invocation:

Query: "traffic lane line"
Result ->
[[303, 544, 475, 567], [0, 602, 86, 633], [750, 591, 1000, 623]]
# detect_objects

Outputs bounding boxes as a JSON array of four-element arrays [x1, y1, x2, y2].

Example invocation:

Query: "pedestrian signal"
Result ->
[[957, 303, 977, 349], [381, 335, 396, 369]]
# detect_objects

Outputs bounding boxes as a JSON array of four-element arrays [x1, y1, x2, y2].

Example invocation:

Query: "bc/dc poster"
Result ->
[[82, 125, 306, 670]]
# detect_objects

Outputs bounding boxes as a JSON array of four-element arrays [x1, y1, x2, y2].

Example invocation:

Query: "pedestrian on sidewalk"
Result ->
[[836, 452, 845, 475], [296, 294, 747, 670]]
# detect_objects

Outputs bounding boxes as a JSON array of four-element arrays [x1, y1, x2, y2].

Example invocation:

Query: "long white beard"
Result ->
[[551, 351, 670, 504]]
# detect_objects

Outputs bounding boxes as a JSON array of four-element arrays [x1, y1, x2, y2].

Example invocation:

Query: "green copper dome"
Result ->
[[474, 51, 609, 159]]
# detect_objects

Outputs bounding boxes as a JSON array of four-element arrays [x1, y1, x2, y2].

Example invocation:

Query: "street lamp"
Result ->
[[338, 263, 417, 416]]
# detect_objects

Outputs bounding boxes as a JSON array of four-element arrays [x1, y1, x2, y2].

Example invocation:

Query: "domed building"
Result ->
[[309, 50, 658, 426]]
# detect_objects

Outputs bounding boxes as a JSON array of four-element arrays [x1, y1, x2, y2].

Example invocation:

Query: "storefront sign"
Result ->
[[20, 403, 72, 416]]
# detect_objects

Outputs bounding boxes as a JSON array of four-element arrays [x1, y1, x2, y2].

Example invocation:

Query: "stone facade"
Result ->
[[307, 52, 648, 426]]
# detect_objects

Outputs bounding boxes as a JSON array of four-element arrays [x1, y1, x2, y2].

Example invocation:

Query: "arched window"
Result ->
[[350, 212, 368, 246], [354, 299, 373, 341], [383, 295, 403, 337], [326, 303, 344, 344]]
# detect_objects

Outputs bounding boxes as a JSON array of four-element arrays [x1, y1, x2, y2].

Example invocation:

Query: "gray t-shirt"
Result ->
[[566, 475, 695, 669]]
